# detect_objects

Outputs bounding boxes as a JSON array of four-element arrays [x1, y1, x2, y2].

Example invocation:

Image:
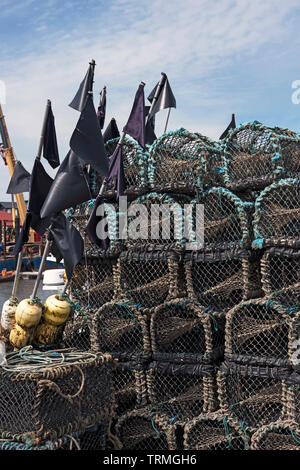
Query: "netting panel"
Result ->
[[253, 178, 300, 244], [183, 414, 249, 450], [251, 421, 300, 450], [261, 251, 300, 295], [112, 366, 148, 417]]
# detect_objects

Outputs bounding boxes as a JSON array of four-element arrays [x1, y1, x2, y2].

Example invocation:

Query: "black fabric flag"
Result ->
[[106, 145, 126, 200], [145, 105, 156, 146], [70, 95, 109, 176], [85, 195, 110, 250], [6, 161, 30, 194], [123, 83, 145, 149], [148, 75, 176, 118], [40, 150, 91, 219], [43, 104, 60, 169], [13, 212, 32, 255], [97, 87, 106, 129], [220, 114, 236, 140], [103, 118, 120, 143], [49, 212, 84, 280], [69, 63, 94, 112]]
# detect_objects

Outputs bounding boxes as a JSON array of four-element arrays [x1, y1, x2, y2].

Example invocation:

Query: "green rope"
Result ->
[[222, 418, 232, 449], [290, 429, 300, 445]]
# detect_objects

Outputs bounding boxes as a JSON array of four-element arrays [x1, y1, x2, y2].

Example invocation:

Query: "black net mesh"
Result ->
[[115, 408, 177, 450], [201, 188, 252, 248], [222, 123, 284, 191], [218, 367, 288, 430], [148, 129, 206, 193], [251, 421, 300, 450], [91, 300, 150, 359], [116, 252, 186, 309], [261, 250, 300, 295], [147, 362, 216, 421], [126, 193, 191, 250], [62, 302, 91, 351], [0, 351, 112, 442], [183, 413, 249, 450], [253, 178, 300, 245], [225, 298, 296, 367], [185, 253, 262, 314], [112, 363, 148, 417], [150, 299, 224, 363], [89, 137, 148, 198]]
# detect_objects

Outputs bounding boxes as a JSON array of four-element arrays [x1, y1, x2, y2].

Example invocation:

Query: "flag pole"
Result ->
[[146, 72, 166, 126], [163, 107, 171, 134], [13, 99, 51, 303]]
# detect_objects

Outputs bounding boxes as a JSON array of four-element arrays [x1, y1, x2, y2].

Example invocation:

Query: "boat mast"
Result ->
[[0, 104, 27, 225]]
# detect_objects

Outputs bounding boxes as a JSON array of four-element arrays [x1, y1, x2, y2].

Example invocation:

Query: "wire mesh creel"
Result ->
[[150, 298, 225, 364], [221, 122, 300, 191], [183, 412, 249, 450], [225, 296, 300, 368], [90, 299, 151, 360], [146, 360, 217, 421], [252, 178, 300, 249], [0, 350, 113, 443], [115, 407, 178, 450], [217, 361, 291, 431], [147, 128, 213, 194], [115, 249, 186, 309], [261, 248, 300, 295], [89, 137, 148, 199], [185, 248, 263, 314], [250, 420, 300, 450]]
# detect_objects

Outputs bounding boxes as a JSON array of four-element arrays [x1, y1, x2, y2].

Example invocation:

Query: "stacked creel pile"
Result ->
[[65, 122, 300, 450], [0, 349, 114, 450]]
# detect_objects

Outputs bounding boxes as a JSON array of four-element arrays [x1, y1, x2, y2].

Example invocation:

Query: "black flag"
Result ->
[[220, 114, 236, 140], [13, 212, 32, 255], [85, 195, 110, 250], [49, 212, 84, 280], [106, 145, 126, 200], [40, 150, 91, 219], [145, 106, 156, 145], [123, 83, 145, 149], [97, 87, 106, 129], [148, 75, 176, 118], [6, 161, 30, 194], [70, 95, 109, 176], [103, 118, 120, 143], [69, 63, 94, 112], [43, 104, 60, 169]]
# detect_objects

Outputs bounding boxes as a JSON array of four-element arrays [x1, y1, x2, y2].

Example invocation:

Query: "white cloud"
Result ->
[[0, 0, 299, 197]]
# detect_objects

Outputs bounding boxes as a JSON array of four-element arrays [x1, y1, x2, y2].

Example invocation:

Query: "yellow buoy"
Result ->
[[35, 295, 71, 345]]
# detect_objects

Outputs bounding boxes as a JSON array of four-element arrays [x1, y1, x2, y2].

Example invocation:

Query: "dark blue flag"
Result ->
[[103, 118, 120, 143], [43, 103, 60, 169], [123, 83, 145, 149], [6, 161, 30, 194], [69, 63, 94, 113], [85, 195, 110, 250], [97, 86, 106, 130], [220, 114, 236, 140]]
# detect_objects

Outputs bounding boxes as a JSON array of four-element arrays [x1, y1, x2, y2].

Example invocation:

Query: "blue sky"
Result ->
[[1, 0, 300, 200]]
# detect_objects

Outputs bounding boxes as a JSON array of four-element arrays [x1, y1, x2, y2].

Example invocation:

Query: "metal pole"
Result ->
[[164, 108, 171, 134], [30, 235, 51, 301], [11, 251, 23, 299], [146, 72, 166, 126]]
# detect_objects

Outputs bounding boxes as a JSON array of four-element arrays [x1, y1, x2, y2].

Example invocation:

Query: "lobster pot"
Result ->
[[127, 192, 192, 250], [112, 360, 148, 417], [221, 122, 300, 191], [285, 370, 300, 424], [66, 199, 125, 253], [62, 302, 91, 351], [196, 134, 224, 189], [183, 412, 249, 450], [217, 362, 290, 431], [90, 137, 148, 198], [251, 421, 300, 450], [200, 187, 253, 248], [185, 249, 262, 314], [253, 178, 300, 247], [91, 299, 151, 360], [0, 422, 108, 450], [116, 250, 186, 309], [261, 247, 300, 295], [0, 350, 113, 443], [150, 299, 224, 363], [147, 361, 216, 421], [147, 128, 206, 193], [115, 407, 177, 450], [69, 254, 118, 312], [225, 297, 300, 367]]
